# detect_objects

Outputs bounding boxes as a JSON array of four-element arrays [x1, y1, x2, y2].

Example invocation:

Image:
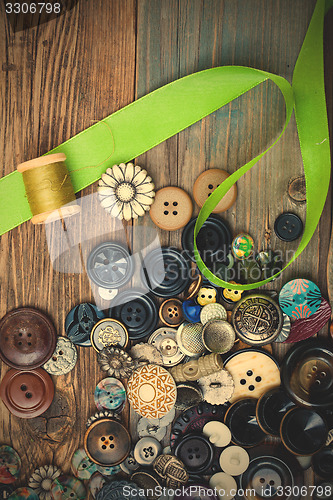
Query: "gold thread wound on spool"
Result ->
[[17, 153, 80, 224]]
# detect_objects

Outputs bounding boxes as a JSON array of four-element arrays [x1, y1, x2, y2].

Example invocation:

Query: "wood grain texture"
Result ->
[[0, 1, 332, 498]]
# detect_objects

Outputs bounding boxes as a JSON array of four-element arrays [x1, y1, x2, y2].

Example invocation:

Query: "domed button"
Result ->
[[274, 212, 303, 241], [256, 388, 295, 437], [141, 247, 191, 298], [274, 315, 291, 343], [280, 408, 328, 456], [193, 168, 237, 213], [175, 383, 203, 411], [224, 349, 280, 403], [0, 308, 57, 370], [87, 241, 134, 289], [149, 187, 193, 231], [0, 368, 54, 418], [232, 233, 254, 260], [153, 454, 189, 490], [43, 337, 77, 376], [94, 378, 126, 413], [203, 421, 232, 448], [91, 319, 128, 352], [224, 398, 266, 448], [202, 320, 235, 354], [182, 299, 201, 323], [278, 278, 321, 319], [8, 487, 38, 499], [181, 215, 232, 264], [175, 434, 214, 474], [219, 446, 250, 476], [200, 303, 227, 325], [176, 323, 205, 357], [50, 475, 86, 500], [84, 418, 131, 466], [0, 445, 21, 484], [159, 299, 184, 328], [65, 303, 105, 347], [133, 437, 162, 466], [209, 473, 237, 500], [109, 289, 158, 340]]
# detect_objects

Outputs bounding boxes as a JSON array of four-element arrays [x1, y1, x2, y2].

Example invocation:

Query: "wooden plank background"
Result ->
[[0, 0, 332, 498]]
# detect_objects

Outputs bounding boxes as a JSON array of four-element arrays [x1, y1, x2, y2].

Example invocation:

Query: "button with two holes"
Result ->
[[274, 212, 303, 242], [149, 187, 193, 231], [159, 299, 184, 328], [94, 378, 126, 413]]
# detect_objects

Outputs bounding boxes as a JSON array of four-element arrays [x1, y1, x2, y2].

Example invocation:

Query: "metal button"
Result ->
[[148, 408, 176, 427], [43, 337, 77, 376], [134, 437, 162, 466], [175, 383, 203, 411], [198, 370, 235, 405], [129, 343, 163, 367], [148, 328, 185, 367], [137, 418, 167, 442], [202, 320, 235, 354], [91, 318, 128, 352], [0, 445, 21, 484], [0, 308, 57, 370], [84, 418, 131, 466], [274, 314, 291, 343], [119, 450, 140, 475], [159, 299, 184, 328], [87, 241, 134, 289], [176, 323, 205, 357], [153, 454, 189, 489], [65, 303, 105, 347], [94, 378, 126, 413], [274, 212, 303, 241], [200, 303, 227, 325], [149, 187, 193, 231], [96, 480, 145, 500]]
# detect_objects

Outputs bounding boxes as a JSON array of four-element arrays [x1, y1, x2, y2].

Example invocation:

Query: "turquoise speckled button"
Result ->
[[94, 378, 126, 413], [8, 488, 38, 500], [50, 475, 86, 500], [71, 448, 98, 480], [0, 445, 21, 484]]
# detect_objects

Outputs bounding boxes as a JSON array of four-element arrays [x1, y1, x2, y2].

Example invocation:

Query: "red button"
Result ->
[[0, 368, 54, 418]]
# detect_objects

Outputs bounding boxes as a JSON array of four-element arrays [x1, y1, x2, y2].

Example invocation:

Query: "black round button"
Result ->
[[174, 434, 214, 474], [109, 289, 158, 340], [274, 213, 303, 242], [65, 303, 105, 347], [280, 339, 333, 409], [280, 408, 328, 456], [140, 247, 191, 298], [312, 447, 333, 479], [224, 398, 266, 447], [87, 242, 134, 289], [313, 482, 333, 500], [181, 215, 231, 264], [256, 388, 296, 437]]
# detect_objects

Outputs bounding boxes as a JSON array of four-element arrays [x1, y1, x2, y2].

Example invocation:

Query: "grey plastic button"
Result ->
[[133, 437, 162, 466]]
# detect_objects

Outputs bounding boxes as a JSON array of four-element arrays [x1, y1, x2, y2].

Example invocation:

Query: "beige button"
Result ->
[[193, 169, 237, 212], [203, 421, 231, 447], [219, 446, 250, 476], [209, 472, 237, 500], [150, 187, 193, 231]]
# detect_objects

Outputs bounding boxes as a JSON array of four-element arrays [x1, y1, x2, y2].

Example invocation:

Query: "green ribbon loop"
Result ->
[[0, 1, 331, 292]]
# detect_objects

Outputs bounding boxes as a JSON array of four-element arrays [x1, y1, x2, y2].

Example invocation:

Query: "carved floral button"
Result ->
[[149, 187, 193, 231], [127, 364, 177, 419], [91, 319, 128, 352]]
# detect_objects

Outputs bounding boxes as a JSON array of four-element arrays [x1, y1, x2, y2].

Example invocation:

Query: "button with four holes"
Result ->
[[133, 437, 162, 466], [274, 212, 303, 242], [149, 187, 193, 231], [175, 434, 214, 474], [84, 418, 131, 466], [159, 299, 184, 328], [193, 169, 237, 213]]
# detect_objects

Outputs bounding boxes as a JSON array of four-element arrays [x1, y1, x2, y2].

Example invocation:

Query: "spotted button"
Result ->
[[71, 449, 97, 480], [149, 187, 193, 231], [84, 418, 131, 466], [159, 299, 184, 328], [193, 169, 237, 213], [133, 437, 162, 466], [50, 475, 86, 500], [175, 434, 214, 474]]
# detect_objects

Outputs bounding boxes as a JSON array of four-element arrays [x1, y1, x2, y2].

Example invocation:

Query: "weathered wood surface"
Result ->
[[0, 1, 332, 498]]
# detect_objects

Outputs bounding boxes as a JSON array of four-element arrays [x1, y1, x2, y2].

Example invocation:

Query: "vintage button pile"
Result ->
[[0, 164, 332, 499]]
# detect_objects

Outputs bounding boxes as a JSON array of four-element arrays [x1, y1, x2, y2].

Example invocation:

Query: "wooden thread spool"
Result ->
[[17, 153, 80, 224]]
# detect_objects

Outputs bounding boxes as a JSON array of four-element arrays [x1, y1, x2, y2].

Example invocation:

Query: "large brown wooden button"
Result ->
[[0, 368, 54, 418], [149, 187, 193, 231], [0, 308, 57, 369], [84, 418, 131, 466], [193, 169, 237, 212]]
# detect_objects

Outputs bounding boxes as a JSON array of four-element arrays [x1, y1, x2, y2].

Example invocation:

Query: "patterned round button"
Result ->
[[8, 488, 38, 499], [232, 233, 254, 260], [274, 315, 291, 343], [202, 320, 235, 354], [225, 398, 266, 447], [175, 434, 214, 474], [84, 418, 131, 466], [224, 349, 281, 403], [149, 187, 193, 231], [109, 289, 158, 340], [65, 303, 105, 347], [134, 437, 162, 466], [278, 278, 321, 319], [0, 445, 21, 484], [200, 303, 227, 325], [43, 337, 77, 376], [231, 294, 283, 346], [87, 241, 134, 289], [285, 298, 331, 343], [91, 319, 128, 352], [94, 378, 126, 413], [274, 212, 303, 241], [176, 322, 205, 357], [71, 448, 97, 480], [50, 475, 86, 500], [159, 299, 184, 328], [141, 247, 191, 298], [0, 308, 57, 370], [193, 169, 237, 212], [0, 368, 54, 418], [127, 364, 177, 419], [148, 328, 185, 367]]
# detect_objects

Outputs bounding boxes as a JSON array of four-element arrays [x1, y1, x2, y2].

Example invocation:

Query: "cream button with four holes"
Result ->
[[149, 187, 193, 231]]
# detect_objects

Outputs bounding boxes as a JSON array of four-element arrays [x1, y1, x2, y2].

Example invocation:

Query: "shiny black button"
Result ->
[[87, 242, 134, 289], [109, 289, 158, 340], [175, 434, 214, 474], [281, 408, 328, 456], [312, 447, 333, 479], [274, 213, 303, 241], [140, 247, 191, 298], [181, 216, 231, 264], [256, 388, 295, 437], [65, 303, 105, 347], [225, 398, 266, 447]]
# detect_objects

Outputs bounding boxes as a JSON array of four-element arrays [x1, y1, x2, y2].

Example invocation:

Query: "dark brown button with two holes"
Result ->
[[274, 212, 303, 241], [0, 368, 54, 418], [280, 408, 328, 456], [84, 418, 131, 466], [159, 299, 184, 328], [193, 169, 237, 212], [149, 187, 193, 231], [174, 434, 214, 474], [0, 308, 57, 369]]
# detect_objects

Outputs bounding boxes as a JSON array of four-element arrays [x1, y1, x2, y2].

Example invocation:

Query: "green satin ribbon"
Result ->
[[0, 0, 331, 291]]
